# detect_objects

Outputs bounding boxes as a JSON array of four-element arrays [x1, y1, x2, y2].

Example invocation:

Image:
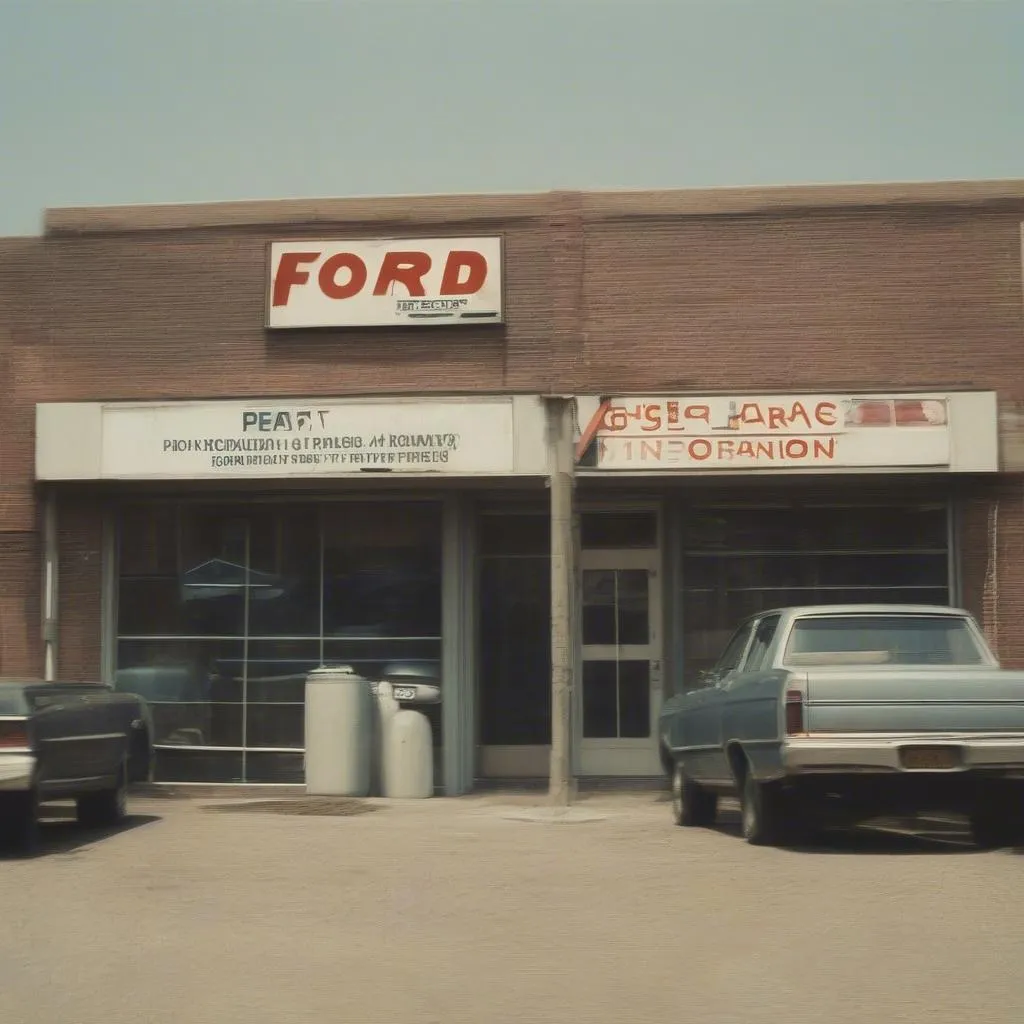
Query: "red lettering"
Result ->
[[815, 401, 837, 427], [685, 405, 710, 425], [784, 439, 809, 459], [603, 406, 629, 431], [737, 441, 756, 459], [739, 403, 765, 426], [373, 251, 432, 296], [641, 404, 662, 431], [272, 251, 320, 307], [440, 250, 487, 295], [755, 442, 775, 459], [768, 406, 787, 429], [789, 401, 812, 429], [717, 440, 736, 460], [665, 439, 686, 461], [688, 438, 712, 461], [813, 438, 836, 459], [318, 253, 368, 300]]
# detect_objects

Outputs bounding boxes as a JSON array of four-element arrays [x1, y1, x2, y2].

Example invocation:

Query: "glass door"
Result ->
[[577, 548, 662, 776]]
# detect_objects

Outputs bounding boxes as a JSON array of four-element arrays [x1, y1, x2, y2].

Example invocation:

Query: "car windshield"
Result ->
[[784, 615, 986, 666]]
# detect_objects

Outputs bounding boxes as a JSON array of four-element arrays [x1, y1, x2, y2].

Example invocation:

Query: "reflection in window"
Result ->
[[743, 616, 781, 674], [115, 501, 443, 783], [581, 511, 657, 550], [582, 660, 650, 739], [582, 569, 649, 646], [478, 512, 551, 746], [785, 615, 984, 666], [247, 507, 321, 637], [681, 503, 950, 689]]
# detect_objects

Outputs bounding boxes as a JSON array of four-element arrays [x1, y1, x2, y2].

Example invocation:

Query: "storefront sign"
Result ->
[[267, 237, 503, 328], [35, 397, 547, 480], [575, 392, 999, 474]]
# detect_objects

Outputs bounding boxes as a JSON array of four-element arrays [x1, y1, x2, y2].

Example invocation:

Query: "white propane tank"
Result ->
[[304, 666, 372, 797], [382, 709, 434, 799], [371, 681, 401, 796]]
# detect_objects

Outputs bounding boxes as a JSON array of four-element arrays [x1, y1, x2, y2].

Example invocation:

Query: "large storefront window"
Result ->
[[115, 500, 442, 783], [680, 502, 950, 688]]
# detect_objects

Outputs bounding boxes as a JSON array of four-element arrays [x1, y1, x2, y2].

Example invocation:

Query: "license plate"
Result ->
[[392, 685, 417, 701], [900, 746, 960, 770]]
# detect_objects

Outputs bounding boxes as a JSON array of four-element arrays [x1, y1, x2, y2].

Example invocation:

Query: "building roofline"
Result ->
[[42, 177, 1024, 236]]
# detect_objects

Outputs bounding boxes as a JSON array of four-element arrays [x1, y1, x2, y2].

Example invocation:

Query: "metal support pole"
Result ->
[[42, 489, 59, 681], [548, 396, 576, 806]]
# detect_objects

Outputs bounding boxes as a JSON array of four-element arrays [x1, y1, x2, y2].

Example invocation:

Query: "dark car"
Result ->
[[0, 679, 153, 853]]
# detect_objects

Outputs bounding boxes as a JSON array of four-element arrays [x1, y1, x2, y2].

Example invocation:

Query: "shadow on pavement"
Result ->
[[0, 803, 161, 860], [712, 807, 985, 855]]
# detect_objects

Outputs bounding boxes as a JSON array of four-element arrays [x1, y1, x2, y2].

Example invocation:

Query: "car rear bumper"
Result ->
[[0, 754, 36, 791], [782, 733, 1024, 775]]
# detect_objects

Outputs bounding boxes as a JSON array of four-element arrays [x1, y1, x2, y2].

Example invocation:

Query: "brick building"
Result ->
[[2, 179, 1023, 792]]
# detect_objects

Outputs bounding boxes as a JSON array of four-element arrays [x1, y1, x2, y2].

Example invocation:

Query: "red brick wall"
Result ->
[[0, 531, 40, 677], [0, 238, 46, 536], [577, 210, 1024, 396], [0, 238, 45, 677], [56, 498, 105, 681], [962, 478, 1024, 667]]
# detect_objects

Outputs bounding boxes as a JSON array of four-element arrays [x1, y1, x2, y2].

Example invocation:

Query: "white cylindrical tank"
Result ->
[[304, 666, 372, 797], [370, 681, 400, 796], [382, 709, 434, 799]]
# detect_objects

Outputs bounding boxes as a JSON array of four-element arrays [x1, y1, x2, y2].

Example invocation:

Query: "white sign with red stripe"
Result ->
[[575, 392, 998, 474], [267, 237, 503, 328]]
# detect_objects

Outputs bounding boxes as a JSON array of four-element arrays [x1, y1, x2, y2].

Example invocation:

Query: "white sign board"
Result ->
[[576, 393, 999, 474], [36, 397, 548, 480], [267, 237, 503, 328]]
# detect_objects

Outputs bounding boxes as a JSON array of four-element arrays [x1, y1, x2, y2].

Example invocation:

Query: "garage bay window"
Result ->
[[115, 500, 442, 783], [680, 501, 952, 690]]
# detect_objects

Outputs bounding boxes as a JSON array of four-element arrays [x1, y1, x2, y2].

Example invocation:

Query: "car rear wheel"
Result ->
[[671, 763, 718, 827], [77, 760, 128, 829], [741, 773, 794, 846], [969, 799, 1024, 850]]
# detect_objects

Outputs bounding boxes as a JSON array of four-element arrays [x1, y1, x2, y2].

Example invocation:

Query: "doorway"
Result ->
[[577, 509, 664, 777]]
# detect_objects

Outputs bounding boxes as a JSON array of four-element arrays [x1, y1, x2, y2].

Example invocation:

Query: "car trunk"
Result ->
[[801, 668, 1024, 733]]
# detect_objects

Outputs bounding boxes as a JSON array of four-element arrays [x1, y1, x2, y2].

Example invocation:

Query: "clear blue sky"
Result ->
[[1, 0, 1022, 236]]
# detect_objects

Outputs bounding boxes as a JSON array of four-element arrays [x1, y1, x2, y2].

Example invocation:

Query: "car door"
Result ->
[[27, 686, 84, 787], [683, 620, 755, 782], [28, 685, 120, 791]]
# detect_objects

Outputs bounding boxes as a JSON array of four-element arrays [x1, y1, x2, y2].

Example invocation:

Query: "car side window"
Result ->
[[741, 615, 782, 674], [714, 621, 756, 677]]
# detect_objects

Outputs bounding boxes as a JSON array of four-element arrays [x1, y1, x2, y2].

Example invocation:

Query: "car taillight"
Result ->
[[785, 690, 805, 735], [0, 720, 30, 748]]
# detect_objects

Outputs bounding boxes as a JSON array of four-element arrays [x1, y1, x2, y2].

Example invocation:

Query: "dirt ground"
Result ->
[[1, 790, 1022, 1024]]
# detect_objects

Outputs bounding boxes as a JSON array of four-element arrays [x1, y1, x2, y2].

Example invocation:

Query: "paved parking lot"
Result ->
[[2, 791, 1023, 1024]]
